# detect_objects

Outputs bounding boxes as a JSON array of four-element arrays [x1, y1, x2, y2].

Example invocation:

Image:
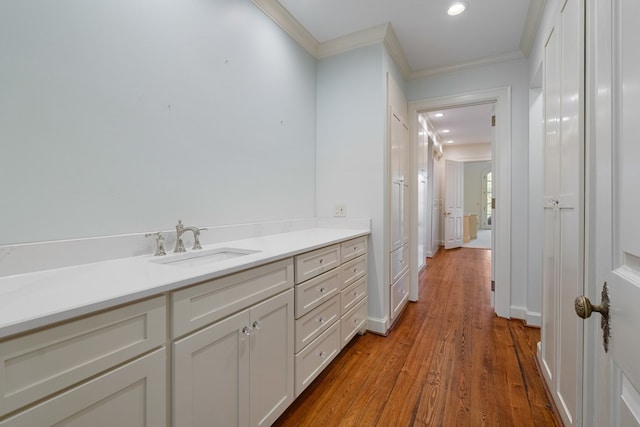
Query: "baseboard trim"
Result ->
[[510, 305, 541, 327], [367, 316, 388, 336]]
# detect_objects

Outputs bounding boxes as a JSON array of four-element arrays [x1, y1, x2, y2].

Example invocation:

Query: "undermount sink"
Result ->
[[151, 247, 259, 268]]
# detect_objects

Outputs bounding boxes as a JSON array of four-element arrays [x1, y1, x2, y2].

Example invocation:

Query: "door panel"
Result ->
[[540, 0, 584, 425], [591, 0, 640, 425], [444, 160, 463, 249], [607, 0, 640, 423]]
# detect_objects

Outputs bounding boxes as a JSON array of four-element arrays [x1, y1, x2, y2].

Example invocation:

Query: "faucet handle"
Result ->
[[145, 232, 167, 256], [192, 227, 207, 250]]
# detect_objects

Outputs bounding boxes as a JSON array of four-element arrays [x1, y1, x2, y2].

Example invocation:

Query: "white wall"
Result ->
[[463, 161, 492, 217], [406, 58, 531, 318], [0, 0, 317, 245], [443, 143, 492, 161]]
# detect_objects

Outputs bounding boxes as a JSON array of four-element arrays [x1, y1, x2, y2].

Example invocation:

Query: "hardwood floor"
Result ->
[[274, 247, 562, 426]]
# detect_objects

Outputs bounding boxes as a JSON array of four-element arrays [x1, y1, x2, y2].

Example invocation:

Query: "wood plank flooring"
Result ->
[[274, 247, 562, 426]]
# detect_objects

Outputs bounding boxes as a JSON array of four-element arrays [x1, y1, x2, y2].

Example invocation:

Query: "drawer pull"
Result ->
[[319, 258, 324, 264], [319, 351, 326, 358], [353, 268, 358, 273], [318, 317, 326, 323], [320, 287, 327, 293], [353, 291, 359, 296]]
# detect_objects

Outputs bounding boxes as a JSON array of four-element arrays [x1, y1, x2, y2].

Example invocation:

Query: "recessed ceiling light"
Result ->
[[434, 112, 444, 118], [448, 1, 468, 16], [447, 140, 454, 144], [442, 129, 450, 133]]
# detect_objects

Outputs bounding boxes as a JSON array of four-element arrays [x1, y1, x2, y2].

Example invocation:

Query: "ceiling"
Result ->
[[268, 0, 545, 147]]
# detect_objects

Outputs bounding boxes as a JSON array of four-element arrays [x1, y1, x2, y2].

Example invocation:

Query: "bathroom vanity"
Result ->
[[0, 225, 369, 426]]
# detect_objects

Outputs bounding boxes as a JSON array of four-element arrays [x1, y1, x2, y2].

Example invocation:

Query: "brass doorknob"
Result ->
[[575, 283, 610, 352], [574, 295, 608, 319]]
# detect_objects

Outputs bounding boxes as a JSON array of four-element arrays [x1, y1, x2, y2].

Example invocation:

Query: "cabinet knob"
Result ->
[[320, 287, 327, 293], [318, 317, 325, 323], [319, 351, 326, 358], [319, 258, 324, 264], [252, 320, 262, 331], [242, 326, 251, 336]]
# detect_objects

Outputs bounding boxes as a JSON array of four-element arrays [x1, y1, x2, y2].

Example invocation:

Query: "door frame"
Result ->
[[408, 87, 511, 318]]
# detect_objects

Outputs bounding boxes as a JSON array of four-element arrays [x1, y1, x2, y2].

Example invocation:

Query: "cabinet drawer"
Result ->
[[172, 258, 293, 338], [391, 271, 410, 322], [0, 349, 166, 427], [295, 269, 340, 319], [340, 276, 367, 316], [0, 296, 166, 418], [341, 297, 368, 349], [340, 236, 368, 263], [294, 244, 341, 284], [391, 244, 409, 284], [295, 295, 340, 353], [340, 254, 367, 290], [295, 321, 340, 397]]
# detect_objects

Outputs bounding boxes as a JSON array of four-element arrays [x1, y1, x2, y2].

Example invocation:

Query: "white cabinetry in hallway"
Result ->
[[387, 73, 410, 324]]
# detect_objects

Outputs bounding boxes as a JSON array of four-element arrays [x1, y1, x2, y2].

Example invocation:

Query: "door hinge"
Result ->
[[491, 198, 496, 209], [491, 115, 496, 127], [491, 280, 495, 292]]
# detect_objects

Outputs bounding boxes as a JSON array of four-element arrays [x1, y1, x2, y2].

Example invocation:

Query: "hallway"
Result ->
[[274, 248, 561, 426]]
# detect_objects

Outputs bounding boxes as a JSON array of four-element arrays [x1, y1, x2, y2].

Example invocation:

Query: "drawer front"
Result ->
[[391, 272, 410, 321], [294, 321, 340, 397], [295, 269, 340, 318], [341, 297, 368, 349], [294, 244, 341, 284], [340, 254, 367, 290], [340, 276, 367, 316], [340, 236, 368, 263], [0, 349, 166, 427], [295, 295, 340, 353], [0, 296, 166, 418], [172, 258, 293, 338], [391, 244, 409, 284]]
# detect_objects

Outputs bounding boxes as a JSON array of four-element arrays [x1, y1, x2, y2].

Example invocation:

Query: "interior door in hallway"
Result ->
[[443, 159, 463, 250], [540, 0, 584, 425], [590, 0, 640, 425]]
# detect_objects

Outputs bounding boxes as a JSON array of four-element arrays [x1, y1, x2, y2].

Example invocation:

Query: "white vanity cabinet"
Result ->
[[0, 296, 167, 426], [172, 259, 295, 427], [293, 236, 368, 396]]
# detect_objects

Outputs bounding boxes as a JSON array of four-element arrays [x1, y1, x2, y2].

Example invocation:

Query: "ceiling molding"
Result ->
[[408, 50, 525, 80], [381, 24, 413, 79], [317, 23, 388, 58], [253, 0, 531, 82], [251, 0, 319, 57], [519, 0, 547, 56]]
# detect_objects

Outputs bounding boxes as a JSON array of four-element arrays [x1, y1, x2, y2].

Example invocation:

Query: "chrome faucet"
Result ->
[[174, 220, 207, 253]]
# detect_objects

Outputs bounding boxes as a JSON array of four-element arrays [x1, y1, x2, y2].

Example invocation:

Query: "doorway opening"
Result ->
[[408, 87, 511, 318]]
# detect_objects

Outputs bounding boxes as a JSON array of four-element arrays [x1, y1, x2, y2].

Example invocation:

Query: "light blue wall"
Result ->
[[316, 43, 388, 323], [0, 0, 317, 244]]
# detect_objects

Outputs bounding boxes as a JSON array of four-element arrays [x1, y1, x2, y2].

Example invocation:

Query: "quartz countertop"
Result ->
[[0, 227, 370, 340]]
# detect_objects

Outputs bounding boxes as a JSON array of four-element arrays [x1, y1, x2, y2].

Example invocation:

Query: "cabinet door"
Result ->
[[0, 349, 166, 427], [173, 310, 251, 427], [250, 289, 294, 427]]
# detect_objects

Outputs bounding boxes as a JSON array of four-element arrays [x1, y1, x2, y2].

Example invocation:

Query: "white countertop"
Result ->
[[0, 227, 369, 340]]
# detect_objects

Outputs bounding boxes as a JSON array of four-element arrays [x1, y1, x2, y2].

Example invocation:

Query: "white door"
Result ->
[[589, 0, 640, 424], [444, 159, 463, 249], [540, 0, 584, 425]]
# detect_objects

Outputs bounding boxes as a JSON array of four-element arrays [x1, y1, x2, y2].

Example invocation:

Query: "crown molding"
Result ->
[[408, 50, 525, 80], [251, 0, 319, 57], [317, 23, 387, 58], [519, 0, 547, 56], [253, 0, 532, 82]]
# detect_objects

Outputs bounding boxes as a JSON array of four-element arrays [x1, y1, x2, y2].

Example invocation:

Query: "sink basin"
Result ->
[[151, 247, 259, 268]]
